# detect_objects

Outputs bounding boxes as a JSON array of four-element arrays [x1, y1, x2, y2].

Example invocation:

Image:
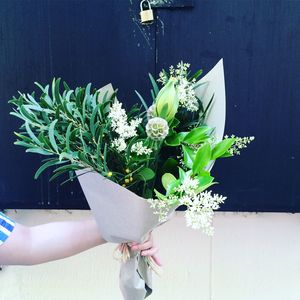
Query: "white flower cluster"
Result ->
[[175, 175, 198, 194], [224, 134, 255, 155], [177, 77, 199, 112], [158, 62, 199, 112], [181, 191, 226, 235], [131, 141, 152, 156], [148, 196, 175, 223], [148, 173, 226, 235], [108, 100, 142, 152]]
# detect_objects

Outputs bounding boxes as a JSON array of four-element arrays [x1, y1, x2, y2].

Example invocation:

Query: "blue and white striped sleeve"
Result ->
[[0, 212, 15, 246]]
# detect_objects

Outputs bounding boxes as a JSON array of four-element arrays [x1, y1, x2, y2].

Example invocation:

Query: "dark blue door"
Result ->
[[1, 0, 299, 212]]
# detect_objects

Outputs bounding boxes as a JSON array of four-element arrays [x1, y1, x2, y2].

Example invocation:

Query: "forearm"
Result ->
[[0, 217, 106, 265]]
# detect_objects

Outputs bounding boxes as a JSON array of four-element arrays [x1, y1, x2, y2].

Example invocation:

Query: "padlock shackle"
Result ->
[[140, 0, 152, 11]]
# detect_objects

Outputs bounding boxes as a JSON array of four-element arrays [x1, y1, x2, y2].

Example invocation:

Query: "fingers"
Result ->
[[141, 246, 158, 257], [129, 232, 163, 267], [131, 232, 153, 251], [151, 254, 163, 267], [131, 239, 152, 251]]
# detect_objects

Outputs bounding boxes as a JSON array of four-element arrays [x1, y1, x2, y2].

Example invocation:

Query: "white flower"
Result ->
[[179, 190, 226, 235], [177, 78, 199, 112], [175, 175, 199, 196], [111, 138, 127, 152], [108, 100, 142, 152], [147, 104, 157, 120], [224, 134, 255, 155], [158, 62, 199, 112], [146, 117, 169, 141], [148, 198, 172, 223], [131, 141, 153, 156]]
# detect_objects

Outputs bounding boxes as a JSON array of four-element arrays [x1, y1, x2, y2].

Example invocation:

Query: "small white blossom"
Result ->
[[158, 62, 199, 112], [111, 138, 127, 152], [180, 191, 226, 235], [147, 196, 178, 223], [175, 175, 198, 196], [131, 141, 153, 156], [108, 100, 142, 152], [147, 104, 157, 120], [224, 134, 255, 155], [177, 78, 199, 112]]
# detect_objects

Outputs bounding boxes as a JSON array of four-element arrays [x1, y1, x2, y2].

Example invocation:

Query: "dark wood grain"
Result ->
[[1, 0, 300, 212], [156, 0, 300, 212], [0, 0, 155, 209]]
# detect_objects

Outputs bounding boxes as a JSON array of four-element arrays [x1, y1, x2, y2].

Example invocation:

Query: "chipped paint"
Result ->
[[128, 0, 154, 49]]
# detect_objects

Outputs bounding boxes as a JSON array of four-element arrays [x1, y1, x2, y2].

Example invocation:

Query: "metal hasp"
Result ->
[[140, 0, 154, 25]]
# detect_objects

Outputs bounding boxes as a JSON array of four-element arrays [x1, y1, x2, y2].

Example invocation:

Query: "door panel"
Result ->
[[156, 0, 300, 211], [0, 0, 155, 208]]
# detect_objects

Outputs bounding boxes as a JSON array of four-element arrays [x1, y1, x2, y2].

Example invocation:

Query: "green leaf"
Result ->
[[14, 140, 34, 148], [25, 122, 42, 145], [59, 152, 73, 161], [197, 173, 214, 187], [52, 78, 62, 104], [182, 145, 196, 169], [220, 151, 234, 158], [26, 148, 53, 155], [49, 119, 59, 152], [149, 73, 159, 96], [188, 69, 203, 81], [161, 173, 177, 191], [183, 126, 212, 144], [195, 182, 217, 193], [154, 189, 167, 201], [52, 163, 79, 174], [167, 179, 181, 195], [34, 159, 65, 179], [192, 143, 212, 174], [90, 105, 98, 137], [65, 123, 73, 152], [14, 132, 34, 144], [20, 106, 38, 124], [211, 138, 235, 160], [136, 167, 155, 181], [161, 158, 178, 174], [165, 132, 188, 146], [135, 90, 148, 110], [178, 167, 186, 182]]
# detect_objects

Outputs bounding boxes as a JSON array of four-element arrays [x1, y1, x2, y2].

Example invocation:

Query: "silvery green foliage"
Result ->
[[9, 62, 254, 235]]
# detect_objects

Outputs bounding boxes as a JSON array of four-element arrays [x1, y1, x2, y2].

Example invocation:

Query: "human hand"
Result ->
[[130, 232, 162, 266]]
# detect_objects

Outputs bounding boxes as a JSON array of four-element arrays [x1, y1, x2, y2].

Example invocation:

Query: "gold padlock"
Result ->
[[140, 0, 154, 25]]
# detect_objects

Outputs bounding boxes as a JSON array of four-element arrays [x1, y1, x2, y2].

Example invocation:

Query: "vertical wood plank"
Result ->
[[155, 0, 300, 212], [0, 0, 156, 208]]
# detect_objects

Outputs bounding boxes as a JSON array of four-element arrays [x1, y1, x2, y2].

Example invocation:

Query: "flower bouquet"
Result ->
[[9, 59, 253, 299]]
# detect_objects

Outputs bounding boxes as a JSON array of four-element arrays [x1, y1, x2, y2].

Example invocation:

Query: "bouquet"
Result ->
[[9, 59, 253, 299]]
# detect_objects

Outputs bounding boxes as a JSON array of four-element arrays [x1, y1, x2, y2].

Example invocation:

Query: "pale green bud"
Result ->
[[155, 77, 179, 122]]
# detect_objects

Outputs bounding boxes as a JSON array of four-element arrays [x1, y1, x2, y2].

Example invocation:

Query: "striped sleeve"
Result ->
[[0, 212, 15, 246]]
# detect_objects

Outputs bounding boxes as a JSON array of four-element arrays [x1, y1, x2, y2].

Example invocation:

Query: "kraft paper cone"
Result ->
[[76, 169, 163, 299]]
